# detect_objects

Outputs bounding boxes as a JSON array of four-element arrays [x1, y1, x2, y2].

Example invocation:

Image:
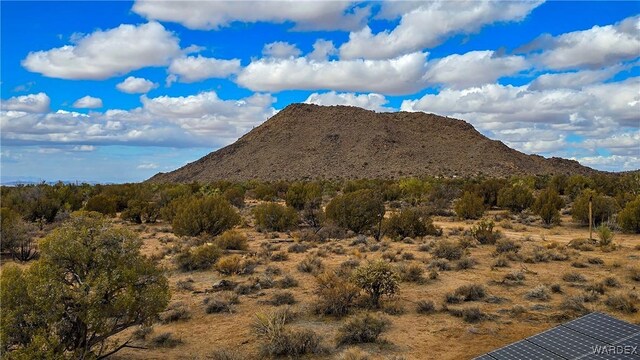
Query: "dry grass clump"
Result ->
[[492, 255, 510, 268], [416, 300, 436, 314], [336, 313, 391, 346], [448, 307, 486, 323], [176, 278, 195, 291], [456, 257, 478, 270], [602, 276, 620, 288], [159, 302, 191, 323], [267, 291, 296, 306], [270, 251, 289, 261], [297, 255, 324, 274], [446, 284, 487, 303], [587, 257, 604, 265], [397, 263, 425, 282], [559, 295, 589, 315], [562, 272, 587, 283], [524, 285, 551, 301], [215, 254, 256, 275], [501, 271, 526, 286], [215, 230, 248, 251], [568, 238, 595, 251], [313, 271, 360, 317], [253, 311, 326, 357], [604, 293, 638, 314], [629, 267, 640, 282], [288, 242, 310, 253], [432, 240, 464, 260], [204, 292, 239, 314], [150, 332, 183, 348], [276, 275, 299, 289], [494, 238, 521, 254], [428, 258, 452, 271], [208, 349, 244, 360]]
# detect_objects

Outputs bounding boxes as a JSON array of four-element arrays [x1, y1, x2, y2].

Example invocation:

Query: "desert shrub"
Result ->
[[176, 278, 195, 291], [492, 255, 510, 268], [316, 224, 347, 240], [285, 182, 322, 210], [277, 275, 299, 289], [150, 332, 182, 348], [270, 252, 289, 262], [325, 189, 385, 236], [160, 302, 191, 323], [604, 294, 638, 314], [253, 203, 299, 232], [550, 284, 562, 293], [502, 271, 526, 286], [175, 244, 222, 271], [449, 307, 485, 323], [172, 196, 241, 236], [428, 258, 452, 271], [352, 260, 400, 308], [0, 212, 169, 358], [215, 230, 248, 251], [562, 272, 586, 283], [265, 266, 282, 276], [629, 267, 640, 282], [0, 208, 37, 261], [254, 312, 325, 357], [288, 242, 310, 253], [525, 285, 551, 301], [204, 292, 239, 314], [84, 194, 117, 216], [382, 300, 405, 315], [216, 255, 255, 275], [494, 238, 521, 254], [223, 185, 245, 208], [447, 284, 487, 303], [432, 240, 464, 260], [587, 257, 604, 265], [297, 256, 324, 274], [471, 219, 500, 245], [251, 183, 278, 201], [568, 238, 595, 251], [416, 300, 436, 314], [454, 191, 485, 219], [595, 224, 614, 247], [560, 295, 588, 314], [336, 314, 390, 346], [268, 291, 296, 306], [314, 271, 359, 317], [572, 190, 619, 226], [397, 263, 425, 282], [456, 257, 477, 270], [532, 188, 564, 225], [121, 199, 159, 224], [602, 277, 620, 287], [497, 184, 534, 213], [618, 196, 640, 233], [209, 349, 244, 360], [383, 208, 441, 239]]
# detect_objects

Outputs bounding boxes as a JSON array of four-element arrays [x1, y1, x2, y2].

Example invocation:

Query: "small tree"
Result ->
[[532, 188, 564, 226], [497, 184, 534, 213], [325, 189, 385, 236], [572, 190, 619, 226], [172, 195, 241, 236], [596, 224, 614, 247], [253, 203, 299, 232], [84, 194, 117, 216], [352, 260, 399, 308], [285, 182, 322, 210], [384, 207, 440, 239], [0, 211, 169, 358], [618, 197, 640, 233], [0, 207, 37, 261], [223, 185, 246, 208], [454, 191, 485, 219]]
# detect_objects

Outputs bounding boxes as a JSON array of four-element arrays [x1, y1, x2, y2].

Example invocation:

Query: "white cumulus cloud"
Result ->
[[262, 42, 302, 59], [168, 55, 241, 83], [304, 91, 393, 112], [73, 96, 103, 109], [22, 22, 181, 80], [339, 1, 542, 59], [116, 76, 158, 94], [132, 0, 370, 31], [0, 92, 50, 113]]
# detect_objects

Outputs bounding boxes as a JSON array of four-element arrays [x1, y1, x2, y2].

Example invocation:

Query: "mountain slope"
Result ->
[[149, 104, 597, 182]]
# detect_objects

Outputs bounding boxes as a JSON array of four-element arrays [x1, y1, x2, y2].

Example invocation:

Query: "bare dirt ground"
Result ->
[[105, 209, 640, 360]]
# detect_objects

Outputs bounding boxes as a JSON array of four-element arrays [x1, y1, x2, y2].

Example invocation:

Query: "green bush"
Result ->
[[532, 188, 564, 225], [84, 194, 117, 216], [618, 197, 640, 233], [454, 191, 485, 219], [471, 219, 500, 245], [325, 189, 385, 235], [0, 212, 169, 358], [572, 190, 619, 226], [253, 203, 299, 232], [336, 313, 390, 346], [432, 240, 464, 260], [121, 199, 160, 224], [172, 195, 241, 236], [596, 225, 614, 246], [215, 230, 248, 251], [0, 208, 30, 257], [497, 184, 534, 213], [175, 244, 222, 271], [352, 259, 399, 308], [285, 182, 322, 210], [223, 185, 245, 208], [384, 208, 441, 239]]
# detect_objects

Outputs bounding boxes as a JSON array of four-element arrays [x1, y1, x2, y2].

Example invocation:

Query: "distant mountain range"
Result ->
[[149, 104, 598, 183]]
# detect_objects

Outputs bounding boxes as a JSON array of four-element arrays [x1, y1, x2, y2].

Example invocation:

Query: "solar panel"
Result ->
[[563, 312, 640, 344], [474, 313, 640, 360], [528, 326, 609, 359], [488, 340, 564, 360]]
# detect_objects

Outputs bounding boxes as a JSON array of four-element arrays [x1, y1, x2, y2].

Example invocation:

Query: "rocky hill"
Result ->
[[149, 104, 597, 182]]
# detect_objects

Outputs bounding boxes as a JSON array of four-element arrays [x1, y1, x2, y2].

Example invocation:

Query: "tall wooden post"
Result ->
[[588, 195, 593, 241]]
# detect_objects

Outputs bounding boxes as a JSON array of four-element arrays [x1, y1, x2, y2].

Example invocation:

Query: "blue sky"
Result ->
[[1, 1, 639, 183]]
